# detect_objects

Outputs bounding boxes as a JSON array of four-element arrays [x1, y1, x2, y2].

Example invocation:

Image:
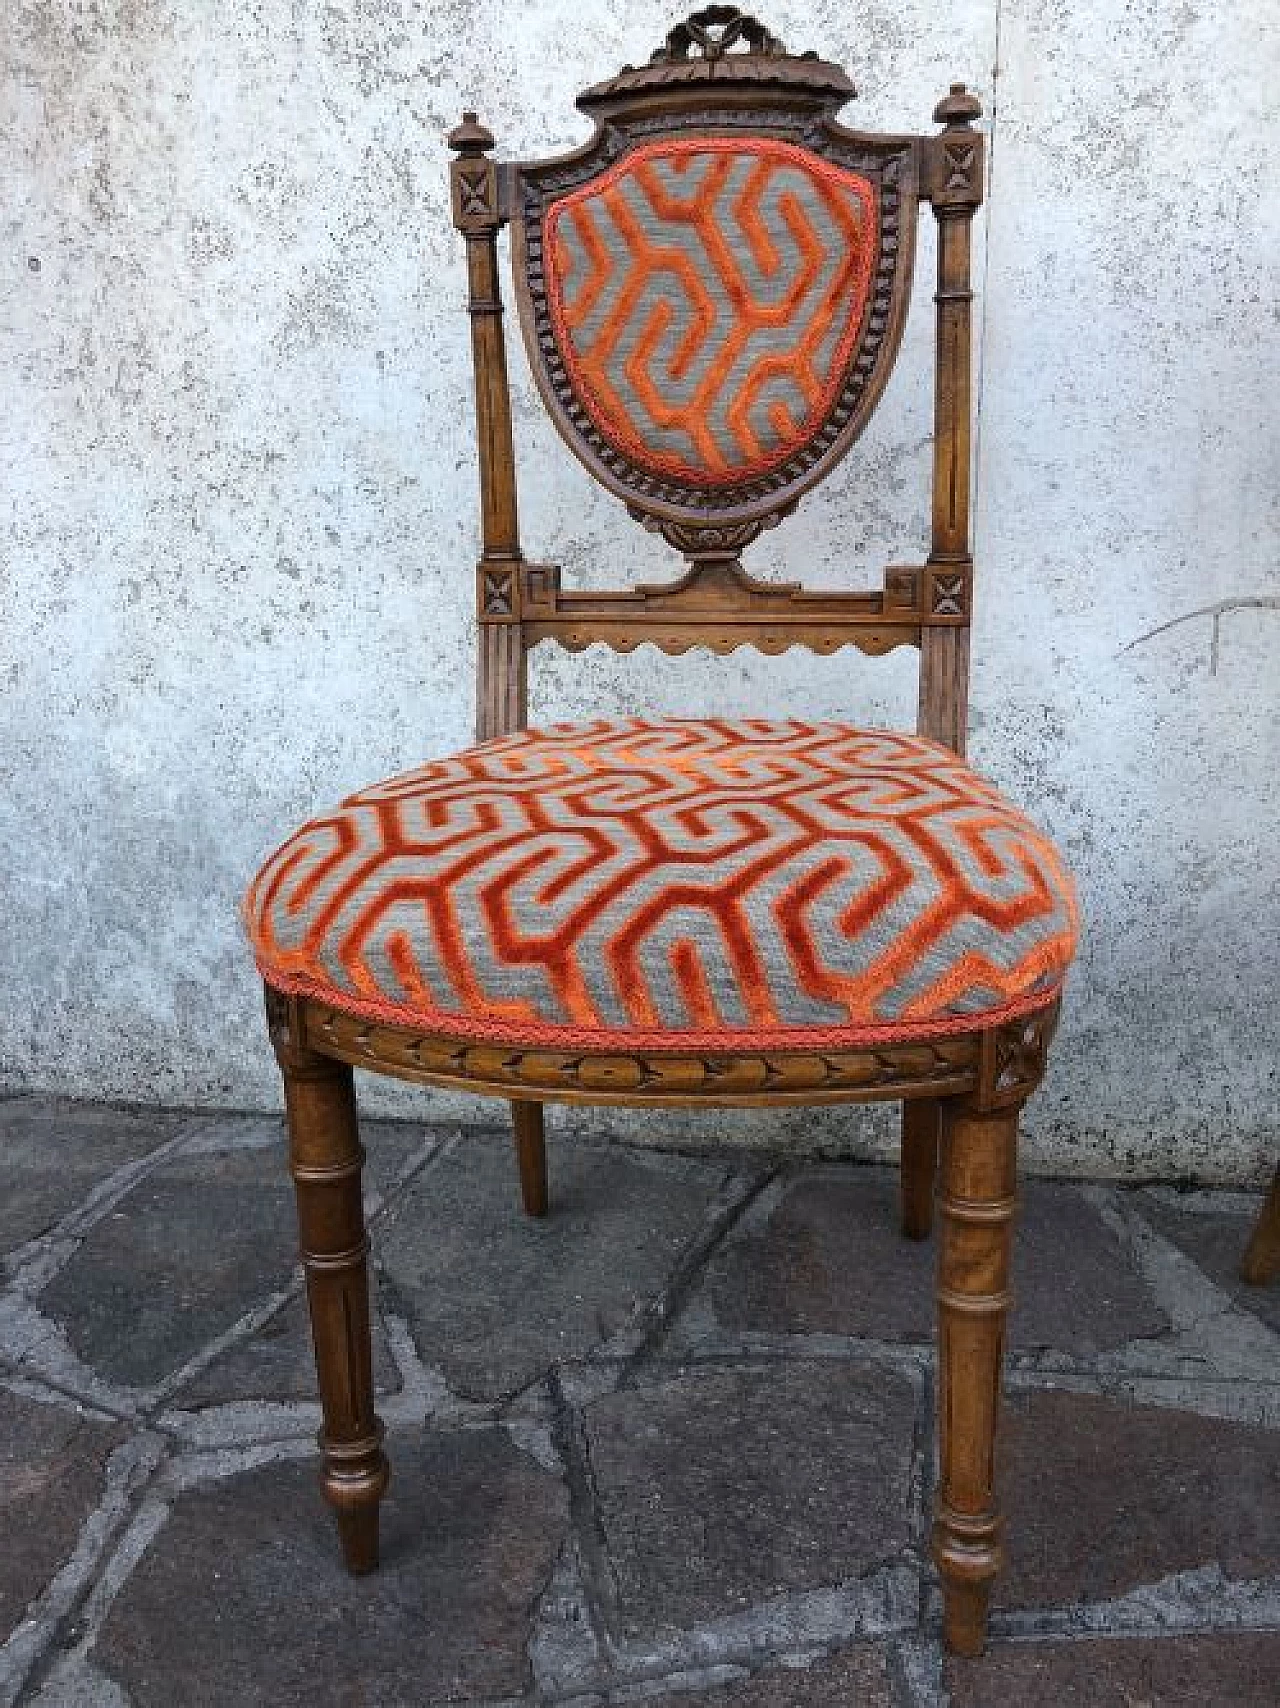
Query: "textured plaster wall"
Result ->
[[2, 2, 1277, 1179]]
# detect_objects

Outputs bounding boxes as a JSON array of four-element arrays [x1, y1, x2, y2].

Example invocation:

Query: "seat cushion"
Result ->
[[246, 719, 1078, 1052]]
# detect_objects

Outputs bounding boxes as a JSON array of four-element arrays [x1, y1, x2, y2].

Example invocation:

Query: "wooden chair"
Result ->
[[244, 8, 1079, 1657], [1242, 1166, 1280, 1286]]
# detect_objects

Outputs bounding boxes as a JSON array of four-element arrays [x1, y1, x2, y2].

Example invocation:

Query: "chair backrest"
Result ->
[[450, 7, 983, 753]]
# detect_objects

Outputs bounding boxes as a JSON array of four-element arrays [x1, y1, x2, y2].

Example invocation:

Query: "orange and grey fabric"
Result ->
[[246, 719, 1078, 1052], [546, 139, 877, 486]]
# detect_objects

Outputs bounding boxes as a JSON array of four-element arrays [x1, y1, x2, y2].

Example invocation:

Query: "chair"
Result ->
[[244, 7, 1079, 1657], [1242, 1166, 1280, 1285]]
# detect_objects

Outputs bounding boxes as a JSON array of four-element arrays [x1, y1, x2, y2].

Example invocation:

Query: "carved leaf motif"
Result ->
[[300, 1000, 979, 1101], [657, 520, 764, 555]]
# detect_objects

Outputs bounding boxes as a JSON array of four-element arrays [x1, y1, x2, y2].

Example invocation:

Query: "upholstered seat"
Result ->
[[247, 718, 1077, 1049]]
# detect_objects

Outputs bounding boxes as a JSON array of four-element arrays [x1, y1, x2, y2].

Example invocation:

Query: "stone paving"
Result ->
[[0, 1097, 1278, 1706]]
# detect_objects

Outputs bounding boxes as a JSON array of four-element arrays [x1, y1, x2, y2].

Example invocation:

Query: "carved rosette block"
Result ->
[[925, 564, 972, 623], [478, 562, 519, 623], [976, 1001, 1059, 1111]]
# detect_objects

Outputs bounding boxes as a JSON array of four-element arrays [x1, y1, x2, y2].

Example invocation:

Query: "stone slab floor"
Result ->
[[1, 1098, 1278, 1706]]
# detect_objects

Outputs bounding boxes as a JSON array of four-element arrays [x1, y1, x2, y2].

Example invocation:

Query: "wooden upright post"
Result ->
[[451, 114, 548, 1215], [918, 85, 984, 758], [450, 112, 526, 742], [901, 86, 986, 1246]]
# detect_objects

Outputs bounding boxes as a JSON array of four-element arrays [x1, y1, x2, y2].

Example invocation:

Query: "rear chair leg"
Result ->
[[933, 1094, 1020, 1657], [269, 991, 389, 1573], [1242, 1162, 1280, 1285], [901, 1098, 940, 1240], [512, 1099, 548, 1218]]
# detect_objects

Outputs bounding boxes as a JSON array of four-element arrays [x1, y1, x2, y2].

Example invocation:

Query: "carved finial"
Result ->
[[934, 82, 982, 127], [448, 110, 494, 154], [578, 9, 850, 115], [449, 111, 499, 231], [652, 7, 787, 64], [931, 82, 984, 205]]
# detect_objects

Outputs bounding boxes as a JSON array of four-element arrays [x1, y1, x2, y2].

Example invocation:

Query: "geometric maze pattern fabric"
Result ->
[[545, 140, 877, 486], [246, 720, 1079, 1052]]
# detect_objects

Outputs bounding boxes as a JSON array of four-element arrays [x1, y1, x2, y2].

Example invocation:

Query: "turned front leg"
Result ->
[[933, 1097, 1020, 1655], [272, 1003, 389, 1572]]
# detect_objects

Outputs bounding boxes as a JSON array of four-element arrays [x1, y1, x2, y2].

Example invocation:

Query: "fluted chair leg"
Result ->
[[901, 1098, 940, 1240], [512, 1099, 548, 1218], [1242, 1162, 1280, 1285], [932, 1095, 1020, 1657], [271, 1008, 389, 1573]]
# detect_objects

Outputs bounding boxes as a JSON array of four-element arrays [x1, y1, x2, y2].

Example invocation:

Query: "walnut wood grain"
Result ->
[[918, 625, 971, 756], [519, 557, 926, 658], [477, 620, 526, 742], [450, 114, 525, 745]]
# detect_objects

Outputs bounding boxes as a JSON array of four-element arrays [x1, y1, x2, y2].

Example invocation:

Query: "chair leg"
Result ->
[[901, 1098, 940, 1240], [272, 1016, 389, 1573], [1242, 1162, 1280, 1285], [932, 1095, 1020, 1657], [512, 1099, 548, 1218]]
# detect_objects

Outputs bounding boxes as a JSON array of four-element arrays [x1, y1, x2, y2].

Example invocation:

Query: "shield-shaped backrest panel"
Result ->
[[512, 82, 919, 552], [454, 11, 985, 746], [545, 138, 877, 490]]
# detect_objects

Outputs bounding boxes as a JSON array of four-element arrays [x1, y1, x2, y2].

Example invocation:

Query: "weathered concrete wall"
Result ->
[[2, 2, 1277, 1179]]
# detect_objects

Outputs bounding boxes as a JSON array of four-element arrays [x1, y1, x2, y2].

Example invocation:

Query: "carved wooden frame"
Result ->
[[450, 17, 984, 751], [268, 987, 1058, 1120], [508, 117, 918, 535], [262, 9, 1069, 1667]]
